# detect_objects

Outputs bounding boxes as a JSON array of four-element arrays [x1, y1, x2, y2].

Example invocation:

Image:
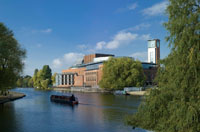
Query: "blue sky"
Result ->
[[0, 0, 170, 76]]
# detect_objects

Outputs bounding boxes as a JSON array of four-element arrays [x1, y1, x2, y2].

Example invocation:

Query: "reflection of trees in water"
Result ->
[[0, 103, 22, 132], [98, 94, 143, 122]]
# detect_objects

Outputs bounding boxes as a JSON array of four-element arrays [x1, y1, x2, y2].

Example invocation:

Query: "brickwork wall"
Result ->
[[74, 75, 84, 86], [156, 39, 160, 64], [84, 70, 98, 86], [60, 67, 86, 87], [83, 54, 96, 64]]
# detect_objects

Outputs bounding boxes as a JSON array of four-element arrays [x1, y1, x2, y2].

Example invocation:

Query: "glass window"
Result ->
[[148, 40, 155, 48], [157, 41, 160, 47]]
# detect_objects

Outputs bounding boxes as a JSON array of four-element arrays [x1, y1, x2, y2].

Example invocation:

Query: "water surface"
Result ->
[[0, 88, 148, 132]]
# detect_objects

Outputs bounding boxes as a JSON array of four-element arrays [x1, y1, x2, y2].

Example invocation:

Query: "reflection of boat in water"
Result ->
[[50, 94, 79, 105]]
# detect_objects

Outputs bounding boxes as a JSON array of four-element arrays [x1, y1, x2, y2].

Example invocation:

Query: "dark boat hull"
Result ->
[[50, 95, 78, 105]]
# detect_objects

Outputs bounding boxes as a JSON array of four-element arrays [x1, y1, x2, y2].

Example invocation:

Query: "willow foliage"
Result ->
[[127, 0, 200, 131], [0, 23, 26, 91]]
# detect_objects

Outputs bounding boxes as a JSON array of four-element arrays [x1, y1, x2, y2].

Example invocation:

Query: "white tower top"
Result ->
[[148, 39, 160, 64]]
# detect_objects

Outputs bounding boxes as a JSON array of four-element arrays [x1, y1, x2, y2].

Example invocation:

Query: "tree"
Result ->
[[52, 73, 57, 85], [22, 75, 31, 87], [41, 79, 50, 89], [127, 0, 200, 131], [99, 57, 146, 91], [41, 65, 52, 84], [33, 69, 38, 87], [16, 78, 23, 87], [0, 23, 26, 93], [28, 78, 33, 87], [16, 75, 33, 88], [32, 66, 52, 89]]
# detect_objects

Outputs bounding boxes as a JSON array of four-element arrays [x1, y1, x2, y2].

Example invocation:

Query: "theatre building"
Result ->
[[55, 39, 160, 88]]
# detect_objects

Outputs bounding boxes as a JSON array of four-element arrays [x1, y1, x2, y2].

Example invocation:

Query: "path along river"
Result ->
[[0, 88, 150, 132]]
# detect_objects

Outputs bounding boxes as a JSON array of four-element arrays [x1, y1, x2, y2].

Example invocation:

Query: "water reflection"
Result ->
[[0, 103, 23, 132], [0, 88, 148, 132]]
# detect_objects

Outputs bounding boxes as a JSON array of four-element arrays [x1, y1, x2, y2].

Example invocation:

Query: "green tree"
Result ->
[[99, 57, 146, 91], [16, 75, 33, 88], [22, 75, 31, 87], [36, 69, 43, 88], [16, 78, 23, 87], [127, 0, 200, 131], [28, 78, 33, 87], [41, 65, 52, 84], [32, 66, 52, 89], [0, 23, 26, 93], [33, 69, 38, 88], [41, 79, 50, 89], [52, 73, 57, 85]]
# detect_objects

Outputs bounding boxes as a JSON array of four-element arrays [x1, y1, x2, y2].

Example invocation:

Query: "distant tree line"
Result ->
[[16, 65, 57, 89], [16, 75, 33, 88]]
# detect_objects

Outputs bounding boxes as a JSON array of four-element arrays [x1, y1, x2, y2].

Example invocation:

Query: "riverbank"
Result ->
[[53, 87, 109, 93], [127, 91, 146, 96], [0, 91, 26, 104], [53, 87, 149, 95]]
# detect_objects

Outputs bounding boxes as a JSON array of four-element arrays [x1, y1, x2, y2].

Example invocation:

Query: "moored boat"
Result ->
[[50, 94, 78, 105]]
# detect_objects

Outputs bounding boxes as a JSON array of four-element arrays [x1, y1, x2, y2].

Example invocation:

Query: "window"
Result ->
[[148, 41, 155, 48], [157, 41, 160, 47]]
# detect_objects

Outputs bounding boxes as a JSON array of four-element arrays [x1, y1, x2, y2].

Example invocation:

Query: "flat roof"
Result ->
[[84, 53, 114, 57]]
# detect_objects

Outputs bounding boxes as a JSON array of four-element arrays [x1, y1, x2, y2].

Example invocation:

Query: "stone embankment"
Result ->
[[0, 91, 26, 104], [53, 87, 108, 93]]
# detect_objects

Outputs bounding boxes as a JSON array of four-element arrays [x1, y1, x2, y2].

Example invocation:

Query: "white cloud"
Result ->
[[32, 28, 53, 34], [52, 52, 84, 70], [77, 44, 87, 50], [120, 23, 151, 32], [106, 32, 138, 49], [96, 41, 106, 50], [139, 34, 151, 40], [41, 28, 52, 33], [128, 3, 137, 10], [95, 31, 150, 50], [116, 2, 137, 13], [130, 52, 148, 62], [52, 59, 62, 68], [142, 1, 168, 16]]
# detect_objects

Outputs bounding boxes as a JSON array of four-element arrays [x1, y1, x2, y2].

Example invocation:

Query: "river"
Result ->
[[0, 88, 149, 132]]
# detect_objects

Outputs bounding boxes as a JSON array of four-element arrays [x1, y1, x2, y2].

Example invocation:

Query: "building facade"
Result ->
[[55, 39, 160, 87], [148, 39, 160, 64]]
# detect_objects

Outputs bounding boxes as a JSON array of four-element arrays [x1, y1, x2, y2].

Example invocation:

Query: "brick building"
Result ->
[[55, 39, 160, 87]]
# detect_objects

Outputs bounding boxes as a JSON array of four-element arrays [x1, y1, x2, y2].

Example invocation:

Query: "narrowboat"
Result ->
[[50, 94, 79, 105]]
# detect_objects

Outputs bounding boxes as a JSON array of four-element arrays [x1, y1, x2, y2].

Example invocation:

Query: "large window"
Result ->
[[86, 63, 100, 70], [148, 40, 155, 48]]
